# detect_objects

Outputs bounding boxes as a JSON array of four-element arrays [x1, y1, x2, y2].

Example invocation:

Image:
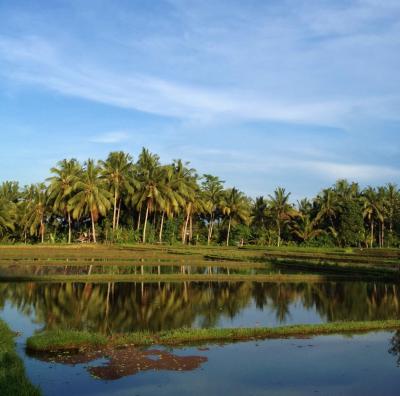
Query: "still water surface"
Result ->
[[2, 280, 400, 395], [1, 280, 400, 332]]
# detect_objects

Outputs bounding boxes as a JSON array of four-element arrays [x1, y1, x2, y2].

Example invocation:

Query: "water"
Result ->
[[2, 280, 400, 395], [1, 281, 399, 333]]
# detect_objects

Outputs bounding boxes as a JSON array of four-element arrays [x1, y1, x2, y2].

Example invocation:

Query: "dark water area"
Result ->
[[1, 280, 400, 333]]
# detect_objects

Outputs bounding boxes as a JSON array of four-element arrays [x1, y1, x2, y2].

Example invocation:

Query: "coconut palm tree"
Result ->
[[24, 183, 48, 243], [100, 151, 134, 233], [201, 174, 224, 245], [0, 197, 16, 238], [315, 188, 338, 227], [134, 149, 169, 243], [384, 183, 400, 244], [0, 181, 18, 239], [221, 187, 250, 246], [170, 160, 198, 244], [47, 159, 82, 243], [291, 214, 324, 243], [362, 186, 383, 248], [68, 159, 111, 243], [268, 187, 295, 247]]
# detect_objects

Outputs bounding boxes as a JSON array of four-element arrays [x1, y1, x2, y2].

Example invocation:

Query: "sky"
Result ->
[[0, 0, 399, 200]]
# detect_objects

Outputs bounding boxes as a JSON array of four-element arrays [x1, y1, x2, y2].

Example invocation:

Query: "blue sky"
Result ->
[[0, 0, 399, 200]]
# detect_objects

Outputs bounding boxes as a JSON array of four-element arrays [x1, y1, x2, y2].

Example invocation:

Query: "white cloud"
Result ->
[[89, 131, 130, 144], [0, 33, 399, 127], [300, 161, 400, 182]]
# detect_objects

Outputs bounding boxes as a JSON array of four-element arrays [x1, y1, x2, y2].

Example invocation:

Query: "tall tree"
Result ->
[[0, 197, 16, 238], [268, 187, 295, 247], [47, 159, 82, 243], [68, 159, 111, 243], [362, 186, 383, 248], [24, 183, 48, 243], [201, 174, 224, 245], [221, 187, 250, 246], [134, 149, 168, 243], [100, 151, 134, 233]]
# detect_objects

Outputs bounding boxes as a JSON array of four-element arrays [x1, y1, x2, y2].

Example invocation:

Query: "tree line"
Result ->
[[0, 148, 399, 247]]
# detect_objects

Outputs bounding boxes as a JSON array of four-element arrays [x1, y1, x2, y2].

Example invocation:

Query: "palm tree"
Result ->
[[0, 182, 18, 239], [251, 196, 267, 229], [171, 160, 198, 244], [268, 187, 295, 247], [0, 197, 16, 238], [291, 214, 324, 243], [221, 188, 250, 246], [47, 159, 82, 243], [201, 174, 224, 245], [100, 151, 134, 233], [315, 188, 338, 227], [384, 183, 399, 244], [68, 159, 111, 243], [134, 149, 168, 243], [24, 183, 48, 243], [362, 186, 383, 248]]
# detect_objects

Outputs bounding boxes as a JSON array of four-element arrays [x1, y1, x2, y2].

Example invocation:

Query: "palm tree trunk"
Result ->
[[277, 221, 281, 247], [116, 199, 121, 229], [371, 220, 374, 248], [182, 212, 190, 244], [207, 213, 214, 245], [382, 221, 385, 248], [112, 190, 117, 231], [68, 212, 72, 244], [91, 210, 97, 243], [142, 201, 149, 243], [159, 211, 165, 243], [137, 207, 142, 230], [40, 219, 44, 243], [189, 215, 193, 243], [226, 216, 232, 246]]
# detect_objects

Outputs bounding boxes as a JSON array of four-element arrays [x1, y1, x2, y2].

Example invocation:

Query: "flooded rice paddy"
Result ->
[[1, 247, 400, 395]]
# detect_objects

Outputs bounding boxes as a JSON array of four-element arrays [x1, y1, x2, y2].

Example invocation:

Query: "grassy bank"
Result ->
[[0, 273, 379, 283], [0, 320, 41, 395], [27, 320, 400, 351], [1, 244, 400, 282]]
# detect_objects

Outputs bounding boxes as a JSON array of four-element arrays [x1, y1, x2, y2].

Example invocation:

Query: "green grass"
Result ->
[[1, 244, 400, 282], [0, 320, 41, 395], [27, 320, 400, 351], [0, 273, 367, 283]]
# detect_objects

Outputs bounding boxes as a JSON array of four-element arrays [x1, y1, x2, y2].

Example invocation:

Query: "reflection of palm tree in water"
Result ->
[[1, 281, 400, 332]]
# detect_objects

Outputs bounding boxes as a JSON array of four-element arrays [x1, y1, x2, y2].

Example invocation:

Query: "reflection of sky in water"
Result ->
[[195, 300, 322, 329], [5, 302, 400, 396], [2, 288, 400, 395]]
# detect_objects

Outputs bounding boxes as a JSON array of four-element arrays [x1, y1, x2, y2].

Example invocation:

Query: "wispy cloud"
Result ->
[[89, 131, 130, 144], [0, 1, 399, 193], [0, 18, 399, 127]]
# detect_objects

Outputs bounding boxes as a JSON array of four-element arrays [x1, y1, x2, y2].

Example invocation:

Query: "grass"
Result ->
[[1, 244, 399, 282], [0, 273, 372, 283], [26, 320, 400, 351], [0, 320, 41, 395]]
